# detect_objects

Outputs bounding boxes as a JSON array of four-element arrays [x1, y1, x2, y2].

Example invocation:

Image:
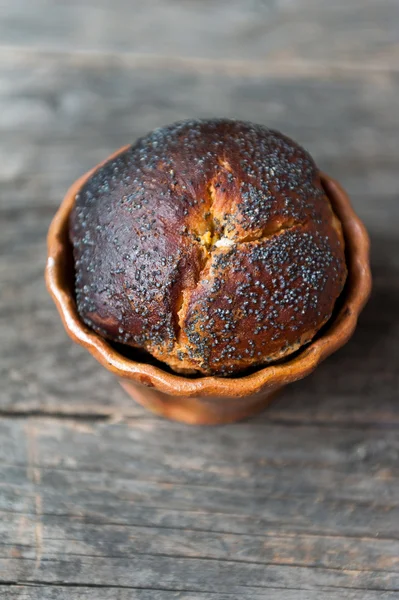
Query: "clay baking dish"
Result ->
[[46, 149, 371, 425]]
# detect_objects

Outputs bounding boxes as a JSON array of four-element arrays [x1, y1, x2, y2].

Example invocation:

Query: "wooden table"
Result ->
[[1, 1, 398, 598]]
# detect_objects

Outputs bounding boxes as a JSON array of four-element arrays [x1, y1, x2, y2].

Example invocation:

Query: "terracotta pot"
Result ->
[[46, 148, 372, 425]]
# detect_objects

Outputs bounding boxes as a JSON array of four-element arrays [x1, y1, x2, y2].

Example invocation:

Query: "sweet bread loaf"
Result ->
[[70, 119, 347, 375]]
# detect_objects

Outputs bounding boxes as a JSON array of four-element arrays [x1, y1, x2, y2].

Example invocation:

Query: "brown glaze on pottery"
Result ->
[[46, 144, 371, 425]]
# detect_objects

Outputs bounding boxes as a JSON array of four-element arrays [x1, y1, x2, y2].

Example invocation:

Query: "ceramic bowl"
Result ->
[[46, 148, 371, 424]]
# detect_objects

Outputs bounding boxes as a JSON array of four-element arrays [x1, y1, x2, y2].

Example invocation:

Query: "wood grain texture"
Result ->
[[0, 0, 398, 67], [0, 1, 398, 597], [0, 51, 398, 217], [0, 417, 398, 596]]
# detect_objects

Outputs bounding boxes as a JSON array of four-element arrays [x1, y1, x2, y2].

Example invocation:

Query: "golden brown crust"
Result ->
[[69, 119, 347, 375]]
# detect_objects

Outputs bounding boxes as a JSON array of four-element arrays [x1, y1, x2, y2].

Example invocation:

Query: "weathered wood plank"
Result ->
[[2, 554, 398, 592], [1, 51, 398, 161], [2, 485, 399, 541], [1, 510, 399, 571], [3, 417, 399, 484], [0, 415, 398, 594], [0, 0, 398, 68], [1, 421, 399, 504], [2, 587, 398, 600]]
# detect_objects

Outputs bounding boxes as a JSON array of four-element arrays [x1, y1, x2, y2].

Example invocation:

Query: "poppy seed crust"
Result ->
[[70, 119, 347, 375]]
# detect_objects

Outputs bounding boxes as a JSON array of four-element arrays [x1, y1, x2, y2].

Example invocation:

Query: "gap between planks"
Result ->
[[1, 411, 398, 430], [2, 551, 398, 576]]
